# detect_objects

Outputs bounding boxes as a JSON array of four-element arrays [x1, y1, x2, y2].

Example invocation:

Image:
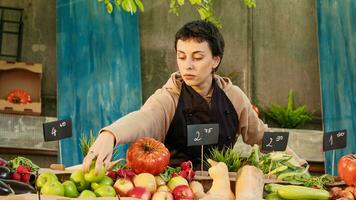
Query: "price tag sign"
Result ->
[[323, 129, 347, 151], [187, 123, 219, 146], [43, 119, 72, 141], [262, 132, 289, 152]]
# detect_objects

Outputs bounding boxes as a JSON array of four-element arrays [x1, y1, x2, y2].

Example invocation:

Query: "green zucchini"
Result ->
[[277, 185, 329, 200], [265, 183, 285, 193], [265, 192, 285, 200]]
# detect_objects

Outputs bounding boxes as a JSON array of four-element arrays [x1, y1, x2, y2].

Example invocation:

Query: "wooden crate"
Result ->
[[0, 60, 42, 115]]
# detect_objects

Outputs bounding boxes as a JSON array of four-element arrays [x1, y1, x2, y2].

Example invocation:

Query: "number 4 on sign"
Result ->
[[51, 128, 56, 136]]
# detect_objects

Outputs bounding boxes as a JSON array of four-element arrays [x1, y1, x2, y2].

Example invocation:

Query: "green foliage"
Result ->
[[98, 0, 256, 29], [206, 147, 241, 172], [265, 90, 312, 129], [79, 131, 96, 157], [79, 131, 119, 159]]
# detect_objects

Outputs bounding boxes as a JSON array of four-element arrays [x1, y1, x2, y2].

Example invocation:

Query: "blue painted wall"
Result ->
[[57, 0, 142, 166], [317, 0, 356, 174]]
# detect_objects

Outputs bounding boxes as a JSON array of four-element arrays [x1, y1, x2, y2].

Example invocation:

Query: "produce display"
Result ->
[[0, 138, 355, 200], [0, 157, 38, 195]]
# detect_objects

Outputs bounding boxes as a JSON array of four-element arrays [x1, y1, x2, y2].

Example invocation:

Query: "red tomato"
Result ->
[[126, 137, 170, 175], [338, 154, 356, 186]]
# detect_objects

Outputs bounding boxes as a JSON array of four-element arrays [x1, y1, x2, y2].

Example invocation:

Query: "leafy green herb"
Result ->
[[245, 145, 334, 189], [8, 156, 39, 172], [206, 147, 241, 172], [160, 166, 181, 182]]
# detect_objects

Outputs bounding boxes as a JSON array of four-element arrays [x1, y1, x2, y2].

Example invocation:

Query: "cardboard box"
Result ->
[[0, 60, 42, 115]]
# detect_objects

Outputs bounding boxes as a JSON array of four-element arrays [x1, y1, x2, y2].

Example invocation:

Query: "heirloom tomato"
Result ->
[[338, 154, 356, 186], [126, 137, 170, 175]]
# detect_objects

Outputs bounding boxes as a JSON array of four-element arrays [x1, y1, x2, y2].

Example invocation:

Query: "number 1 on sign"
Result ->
[[329, 135, 333, 146]]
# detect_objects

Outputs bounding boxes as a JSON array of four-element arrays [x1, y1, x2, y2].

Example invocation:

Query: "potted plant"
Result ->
[[263, 90, 312, 129], [262, 90, 324, 163]]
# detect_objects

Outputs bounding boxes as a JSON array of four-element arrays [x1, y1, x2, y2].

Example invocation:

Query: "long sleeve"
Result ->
[[100, 88, 179, 145]]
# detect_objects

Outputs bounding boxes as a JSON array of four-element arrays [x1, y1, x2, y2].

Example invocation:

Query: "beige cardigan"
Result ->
[[101, 72, 268, 146]]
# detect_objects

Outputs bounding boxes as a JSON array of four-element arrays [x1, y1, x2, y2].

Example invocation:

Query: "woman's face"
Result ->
[[176, 38, 220, 92]]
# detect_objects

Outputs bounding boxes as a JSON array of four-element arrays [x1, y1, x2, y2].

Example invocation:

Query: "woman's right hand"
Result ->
[[82, 131, 115, 174]]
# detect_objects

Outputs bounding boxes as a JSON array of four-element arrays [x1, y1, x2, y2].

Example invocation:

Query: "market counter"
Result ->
[[3, 194, 139, 200]]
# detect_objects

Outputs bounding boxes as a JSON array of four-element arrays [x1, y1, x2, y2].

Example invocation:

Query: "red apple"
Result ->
[[133, 173, 157, 193], [113, 178, 134, 197], [152, 191, 174, 200], [127, 186, 151, 200], [172, 185, 194, 200]]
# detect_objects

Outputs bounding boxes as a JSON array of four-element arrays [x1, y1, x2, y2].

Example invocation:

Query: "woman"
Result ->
[[83, 20, 300, 173]]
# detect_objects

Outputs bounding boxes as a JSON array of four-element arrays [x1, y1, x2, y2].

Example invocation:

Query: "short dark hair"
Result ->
[[175, 20, 225, 70]]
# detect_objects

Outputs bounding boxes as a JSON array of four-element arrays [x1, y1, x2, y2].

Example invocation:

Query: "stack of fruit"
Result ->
[[35, 137, 196, 199], [112, 169, 194, 200], [36, 165, 115, 198], [109, 137, 196, 199]]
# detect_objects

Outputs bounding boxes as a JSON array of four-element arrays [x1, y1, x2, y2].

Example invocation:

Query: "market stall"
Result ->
[[0, 137, 355, 199]]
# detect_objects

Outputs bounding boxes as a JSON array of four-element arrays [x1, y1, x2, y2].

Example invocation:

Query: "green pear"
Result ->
[[94, 185, 116, 197], [78, 190, 96, 198], [70, 169, 90, 192], [84, 167, 106, 183], [91, 182, 101, 191], [41, 181, 64, 196], [62, 180, 79, 198], [99, 176, 113, 186]]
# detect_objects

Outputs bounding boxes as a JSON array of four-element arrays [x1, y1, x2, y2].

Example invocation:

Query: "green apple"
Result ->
[[78, 190, 96, 198], [36, 172, 58, 188], [70, 169, 90, 192], [84, 167, 106, 183], [40, 181, 64, 196], [94, 185, 116, 197], [167, 176, 188, 191], [62, 180, 79, 198]]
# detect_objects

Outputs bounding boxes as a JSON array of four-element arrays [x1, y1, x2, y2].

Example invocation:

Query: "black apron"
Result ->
[[164, 79, 239, 169]]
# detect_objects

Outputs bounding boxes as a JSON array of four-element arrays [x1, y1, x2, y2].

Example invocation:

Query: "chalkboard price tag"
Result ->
[[262, 132, 289, 152], [187, 123, 219, 146], [43, 119, 72, 141], [323, 129, 347, 151]]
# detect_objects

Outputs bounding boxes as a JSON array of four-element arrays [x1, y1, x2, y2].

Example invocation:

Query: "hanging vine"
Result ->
[[98, 0, 256, 28]]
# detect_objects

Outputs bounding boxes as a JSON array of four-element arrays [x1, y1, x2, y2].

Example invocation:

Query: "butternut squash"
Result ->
[[235, 165, 264, 200], [206, 159, 235, 200]]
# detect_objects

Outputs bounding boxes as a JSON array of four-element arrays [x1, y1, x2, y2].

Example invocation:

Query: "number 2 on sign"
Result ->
[[194, 131, 202, 142], [266, 138, 273, 148]]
